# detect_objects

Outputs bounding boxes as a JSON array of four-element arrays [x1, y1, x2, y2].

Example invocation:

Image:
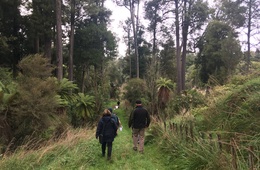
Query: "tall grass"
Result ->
[[0, 104, 172, 170], [146, 76, 260, 169]]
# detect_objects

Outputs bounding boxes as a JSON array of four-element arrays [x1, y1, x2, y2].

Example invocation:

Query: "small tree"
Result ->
[[9, 54, 60, 143], [156, 77, 175, 111], [123, 78, 148, 107]]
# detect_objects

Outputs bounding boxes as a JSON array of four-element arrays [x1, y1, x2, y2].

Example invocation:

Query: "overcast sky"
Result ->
[[105, 1, 133, 57]]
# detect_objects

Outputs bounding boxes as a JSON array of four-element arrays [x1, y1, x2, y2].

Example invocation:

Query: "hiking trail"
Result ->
[[88, 106, 171, 170]]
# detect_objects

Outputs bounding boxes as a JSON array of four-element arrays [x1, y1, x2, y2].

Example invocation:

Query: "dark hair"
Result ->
[[108, 108, 113, 113], [135, 100, 142, 104]]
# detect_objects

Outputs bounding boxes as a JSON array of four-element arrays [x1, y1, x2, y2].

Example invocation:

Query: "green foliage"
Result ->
[[0, 107, 170, 170], [123, 78, 148, 106], [201, 77, 260, 136], [156, 77, 175, 90], [217, 0, 246, 28], [75, 93, 95, 120], [56, 78, 79, 105], [166, 89, 206, 116], [0, 81, 17, 113], [156, 77, 175, 111], [0, 0, 23, 72], [0, 67, 13, 86], [161, 134, 233, 170], [7, 54, 62, 143], [196, 20, 242, 85], [159, 38, 176, 81]]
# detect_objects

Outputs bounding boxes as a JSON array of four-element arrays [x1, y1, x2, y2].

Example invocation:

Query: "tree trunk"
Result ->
[[44, 35, 52, 60], [151, 18, 158, 115], [81, 65, 86, 93], [128, 28, 132, 78], [69, 0, 75, 81], [181, 0, 191, 91], [246, 0, 252, 73], [129, 0, 139, 78], [56, 0, 63, 80], [175, 0, 182, 94]]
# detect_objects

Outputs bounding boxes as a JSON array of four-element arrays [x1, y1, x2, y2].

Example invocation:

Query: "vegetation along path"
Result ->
[[0, 105, 172, 170], [86, 106, 170, 170]]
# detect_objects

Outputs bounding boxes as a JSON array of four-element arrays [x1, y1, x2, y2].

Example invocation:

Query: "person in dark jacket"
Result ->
[[108, 107, 121, 128], [128, 100, 150, 154], [96, 109, 118, 160]]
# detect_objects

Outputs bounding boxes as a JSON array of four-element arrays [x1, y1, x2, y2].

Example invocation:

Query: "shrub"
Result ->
[[123, 78, 148, 106], [6, 54, 63, 147]]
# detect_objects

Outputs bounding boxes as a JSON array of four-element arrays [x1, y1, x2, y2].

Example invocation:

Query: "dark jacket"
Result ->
[[96, 115, 118, 143], [128, 106, 150, 129], [111, 113, 120, 127]]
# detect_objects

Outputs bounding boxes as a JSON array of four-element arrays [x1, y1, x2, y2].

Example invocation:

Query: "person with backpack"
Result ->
[[128, 100, 150, 154], [108, 108, 121, 128], [96, 109, 118, 160]]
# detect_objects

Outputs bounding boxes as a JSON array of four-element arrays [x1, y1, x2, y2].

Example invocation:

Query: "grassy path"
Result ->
[[88, 106, 170, 170], [0, 106, 172, 170]]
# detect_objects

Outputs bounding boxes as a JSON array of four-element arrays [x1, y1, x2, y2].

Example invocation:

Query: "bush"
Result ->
[[166, 89, 206, 117], [123, 78, 148, 106], [4, 54, 65, 148]]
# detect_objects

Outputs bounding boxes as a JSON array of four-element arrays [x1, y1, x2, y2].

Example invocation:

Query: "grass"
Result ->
[[0, 105, 170, 170], [1, 75, 260, 170]]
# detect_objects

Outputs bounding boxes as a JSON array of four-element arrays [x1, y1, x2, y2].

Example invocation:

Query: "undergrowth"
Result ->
[[1, 76, 260, 169]]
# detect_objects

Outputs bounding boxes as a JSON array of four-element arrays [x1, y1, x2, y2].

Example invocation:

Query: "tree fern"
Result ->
[[56, 78, 78, 104], [156, 78, 175, 110], [75, 93, 95, 121]]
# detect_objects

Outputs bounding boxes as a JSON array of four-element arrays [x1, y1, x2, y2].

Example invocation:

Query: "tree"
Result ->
[[0, 0, 23, 76], [123, 78, 148, 106], [123, 18, 133, 78], [9, 54, 60, 143], [214, 0, 246, 28], [56, 0, 63, 80], [144, 0, 164, 115], [68, 0, 76, 81], [156, 77, 175, 111], [116, 0, 141, 78], [173, 0, 209, 93], [30, 0, 56, 59], [243, 0, 260, 72], [73, 0, 117, 100], [196, 21, 242, 84], [159, 37, 176, 81]]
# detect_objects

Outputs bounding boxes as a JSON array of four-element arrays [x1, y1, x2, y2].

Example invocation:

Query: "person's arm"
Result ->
[[146, 111, 151, 127], [112, 119, 118, 136], [128, 110, 134, 128], [96, 120, 103, 139]]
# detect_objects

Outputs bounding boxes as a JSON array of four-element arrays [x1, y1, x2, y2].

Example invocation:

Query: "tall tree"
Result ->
[[174, 0, 181, 93], [56, 0, 63, 80], [69, 0, 76, 81], [159, 37, 176, 81], [196, 21, 242, 84], [0, 0, 23, 76], [73, 0, 117, 92], [144, 0, 164, 115], [30, 0, 56, 59], [243, 0, 260, 72], [214, 0, 249, 71], [123, 19, 133, 78], [116, 0, 141, 78], [174, 0, 209, 93]]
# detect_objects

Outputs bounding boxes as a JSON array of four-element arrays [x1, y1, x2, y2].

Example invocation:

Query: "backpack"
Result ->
[[111, 114, 119, 127]]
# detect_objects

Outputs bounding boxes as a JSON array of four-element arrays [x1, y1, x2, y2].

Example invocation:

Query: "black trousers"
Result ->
[[102, 142, 113, 157]]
